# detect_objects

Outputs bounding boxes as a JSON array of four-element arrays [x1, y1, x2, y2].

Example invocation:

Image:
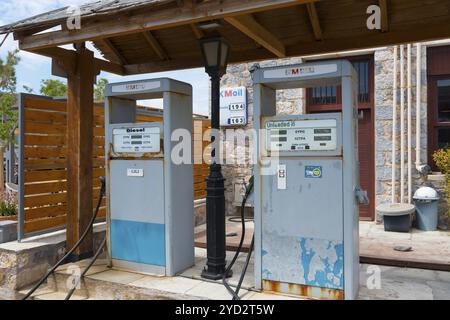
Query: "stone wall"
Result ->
[[0, 225, 105, 299], [374, 45, 429, 222], [220, 57, 305, 217]]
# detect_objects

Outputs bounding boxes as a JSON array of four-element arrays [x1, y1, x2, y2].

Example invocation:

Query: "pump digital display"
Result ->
[[113, 127, 161, 154], [314, 136, 332, 141], [271, 137, 287, 142], [265, 119, 338, 152], [314, 129, 332, 134]]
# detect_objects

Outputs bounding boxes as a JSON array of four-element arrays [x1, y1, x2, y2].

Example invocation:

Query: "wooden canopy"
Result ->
[[2, 0, 450, 76]]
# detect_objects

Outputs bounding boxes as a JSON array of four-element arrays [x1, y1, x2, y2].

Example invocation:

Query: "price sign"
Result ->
[[220, 87, 248, 127]]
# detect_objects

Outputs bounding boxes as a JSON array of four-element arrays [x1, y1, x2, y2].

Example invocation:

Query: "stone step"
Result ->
[[32, 291, 88, 301], [17, 283, 88, 301], [50, 267, 203, 300]]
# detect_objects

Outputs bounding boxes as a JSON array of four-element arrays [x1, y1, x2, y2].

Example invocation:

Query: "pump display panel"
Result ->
[[265, 119, 338, 152], [112, 127, 161, 153]]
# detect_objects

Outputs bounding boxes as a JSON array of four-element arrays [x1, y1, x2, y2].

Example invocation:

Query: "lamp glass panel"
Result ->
[[203, 41, 219, 67]]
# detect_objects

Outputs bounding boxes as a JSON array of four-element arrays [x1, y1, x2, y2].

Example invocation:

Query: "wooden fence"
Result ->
[[18, 95, 210, 237]]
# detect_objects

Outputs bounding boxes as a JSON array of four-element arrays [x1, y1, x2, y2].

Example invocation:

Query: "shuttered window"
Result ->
[[307, 57, 373, 109]]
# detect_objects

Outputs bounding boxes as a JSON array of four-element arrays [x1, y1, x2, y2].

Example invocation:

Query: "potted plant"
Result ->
[[432, 148, 450, 228]]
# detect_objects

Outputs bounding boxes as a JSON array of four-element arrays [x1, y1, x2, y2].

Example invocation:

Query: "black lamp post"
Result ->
[[199, 37, 231, 280]]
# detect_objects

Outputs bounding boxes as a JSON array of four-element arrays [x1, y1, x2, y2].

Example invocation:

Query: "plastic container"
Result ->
[[413, 187, 440, 231], [377, 203, 416, 233]]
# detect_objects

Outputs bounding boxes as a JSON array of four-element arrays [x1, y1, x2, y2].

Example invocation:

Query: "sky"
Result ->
[[0, 0, 211, 115]]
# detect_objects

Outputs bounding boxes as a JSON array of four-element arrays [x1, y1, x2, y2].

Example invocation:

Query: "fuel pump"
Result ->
[[252, 60, 368, 300], [105, 78, 194, 276]]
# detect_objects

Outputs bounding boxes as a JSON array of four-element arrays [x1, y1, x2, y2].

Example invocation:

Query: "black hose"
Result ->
[[222, 176, 254, 300], [22, 177, 106, 300], [233, 236, 255, 300], [65, 237, 107, 300]]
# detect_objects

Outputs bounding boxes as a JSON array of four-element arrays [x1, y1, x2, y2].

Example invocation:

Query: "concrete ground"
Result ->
[[28, 247, 450, 300], [196, 221, 450, 271], [360, 221, 450, 270], [5, 221, 450, 300]]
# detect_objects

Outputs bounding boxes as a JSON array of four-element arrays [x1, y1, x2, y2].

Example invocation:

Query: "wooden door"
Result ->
[[306, 56, 375, 220]]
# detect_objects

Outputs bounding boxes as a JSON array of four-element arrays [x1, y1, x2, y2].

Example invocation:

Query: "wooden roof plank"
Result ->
[[142, 31, 170, 60], [100, 38, 128, 65], [306, 2, 322, 41], [379, 0, 389, 32], [225, 14, 286, 58], [16, 0, 315, 51], [190, 24, 205, 40]]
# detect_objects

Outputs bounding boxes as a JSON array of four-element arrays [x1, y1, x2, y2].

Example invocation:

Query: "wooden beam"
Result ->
[[122, 19, 450, 74], [379, 0, 389, 33], [225, 14, 286, 58], [306, 2, 322, 41], [95, 58, 125, 75], [142, 31, 169, 60], [100, 38, 128, 65], [32, 47, 125, 75], [17, 0, 314, 51], [66, 48, 97, 258], [190, 24, 205, 40]]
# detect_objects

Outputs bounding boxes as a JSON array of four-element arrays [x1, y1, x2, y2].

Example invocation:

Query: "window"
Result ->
[[427, 46, 450, 167], [437, 79, 450, 123], [310, 86, 337, 104], [429, 77, 450, 158], [307, 57, 373, 110]]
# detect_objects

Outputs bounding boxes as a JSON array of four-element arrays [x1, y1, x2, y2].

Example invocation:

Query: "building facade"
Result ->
[[220, 41, 449, 230]]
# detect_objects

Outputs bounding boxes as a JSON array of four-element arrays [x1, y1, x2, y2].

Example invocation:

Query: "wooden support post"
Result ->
[[66, 47, 98, 260]]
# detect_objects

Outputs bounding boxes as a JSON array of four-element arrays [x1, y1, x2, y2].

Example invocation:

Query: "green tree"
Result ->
[[40, 79, 67, 97], [94, 78, 109, 102], [39, 77, 109, 101], [0, 49, 20, 192]]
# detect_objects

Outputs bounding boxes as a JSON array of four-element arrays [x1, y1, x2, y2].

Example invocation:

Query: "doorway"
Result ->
[[306, 55, 375, 220]]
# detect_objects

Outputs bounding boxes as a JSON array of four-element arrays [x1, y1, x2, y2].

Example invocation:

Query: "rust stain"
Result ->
[[262, 280, 344, 300]]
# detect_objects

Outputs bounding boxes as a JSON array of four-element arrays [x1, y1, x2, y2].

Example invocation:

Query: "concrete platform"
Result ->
[[19, 247, 450, 300], [360, 222, 450, 271], [195, 220, 450, 271]]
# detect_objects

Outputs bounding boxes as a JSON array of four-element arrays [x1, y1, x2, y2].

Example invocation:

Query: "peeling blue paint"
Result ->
[[262, 233, 344, 290], [299, 237, 344, 290]]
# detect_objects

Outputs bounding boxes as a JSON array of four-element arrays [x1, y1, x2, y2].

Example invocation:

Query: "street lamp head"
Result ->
[[199, 37, 230, 77]]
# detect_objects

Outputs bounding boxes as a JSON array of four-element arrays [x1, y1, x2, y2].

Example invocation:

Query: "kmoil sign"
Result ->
[[220, 88, 244, 98]]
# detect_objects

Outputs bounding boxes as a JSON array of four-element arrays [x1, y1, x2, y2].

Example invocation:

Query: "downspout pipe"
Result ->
[[400, 45, 405, 203], [407, 44, 412, 203], [415, 43, 424, 171], [392, 46, 398, 204]]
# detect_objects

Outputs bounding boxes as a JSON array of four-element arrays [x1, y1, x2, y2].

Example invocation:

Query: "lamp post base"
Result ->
[[201, 266, 233, 280]]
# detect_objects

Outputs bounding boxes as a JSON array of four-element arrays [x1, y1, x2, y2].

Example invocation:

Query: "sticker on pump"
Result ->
[[127, 169, 144, 177], [305, 166, 323, 178]]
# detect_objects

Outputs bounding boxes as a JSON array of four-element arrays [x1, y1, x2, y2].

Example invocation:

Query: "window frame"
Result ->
[[427, 75, 450, 167], [305, 55, 375, 113]]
